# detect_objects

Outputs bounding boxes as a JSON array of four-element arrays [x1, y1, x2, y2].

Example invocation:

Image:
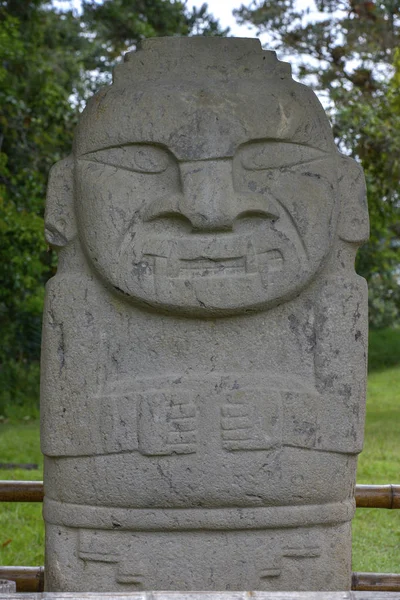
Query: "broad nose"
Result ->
[[143, 159, 278, 231], [179, 160, 237, 231]]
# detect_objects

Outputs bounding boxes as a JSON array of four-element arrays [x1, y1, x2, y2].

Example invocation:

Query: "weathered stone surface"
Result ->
[[41, 37, 369, 592]]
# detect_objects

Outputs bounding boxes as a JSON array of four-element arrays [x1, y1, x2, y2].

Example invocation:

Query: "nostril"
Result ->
[[144, 211, 193, 234], [142, 196, 184, 224], [235, 209, 279, 223], [145, 210, 192, 226]]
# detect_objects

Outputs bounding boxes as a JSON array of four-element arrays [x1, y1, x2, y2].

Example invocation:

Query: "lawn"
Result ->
[[0, 422, 44, 566], [352, 364, 400, 573], [0, 329, 399, 572]]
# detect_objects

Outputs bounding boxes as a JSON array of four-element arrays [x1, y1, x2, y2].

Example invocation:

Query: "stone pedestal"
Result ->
[[41, 37, 369, 591]]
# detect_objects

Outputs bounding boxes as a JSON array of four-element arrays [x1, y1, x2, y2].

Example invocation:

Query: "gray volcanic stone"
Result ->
[[41, 37, 369, 592]]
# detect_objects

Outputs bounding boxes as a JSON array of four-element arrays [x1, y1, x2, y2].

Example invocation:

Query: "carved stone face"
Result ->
[[74, 72, 339, 316]]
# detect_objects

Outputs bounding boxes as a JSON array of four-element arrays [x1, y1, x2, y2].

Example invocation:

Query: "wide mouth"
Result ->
[[180, 256, 246, 277], [143, 249, 284, 278]]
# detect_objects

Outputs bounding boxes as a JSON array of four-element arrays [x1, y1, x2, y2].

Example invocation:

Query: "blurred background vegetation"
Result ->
[[0, 0, 399, 417]]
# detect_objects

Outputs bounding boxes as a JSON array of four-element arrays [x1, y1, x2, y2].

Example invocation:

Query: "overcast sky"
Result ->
[[188, 1, 327, 39], [187, 0, 259, 37], [62, 0, 322, 41]]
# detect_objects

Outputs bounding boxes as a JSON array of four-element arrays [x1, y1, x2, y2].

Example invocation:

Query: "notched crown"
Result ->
[[113, 37, 292, 85]]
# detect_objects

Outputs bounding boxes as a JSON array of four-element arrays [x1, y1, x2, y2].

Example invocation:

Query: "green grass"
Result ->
[[0, 422, 44, 566], [352, 364, 400, 573], [0, 329, 399, 572]]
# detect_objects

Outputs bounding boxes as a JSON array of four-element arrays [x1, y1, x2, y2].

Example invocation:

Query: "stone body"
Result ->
[[41, 37, 369, 592]]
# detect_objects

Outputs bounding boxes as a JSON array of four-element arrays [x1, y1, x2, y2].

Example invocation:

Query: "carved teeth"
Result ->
[[257, 250, 284, 273], [179, 257, 246, 278], [145, 248, 284, 279], [245, 241, 258, 274]]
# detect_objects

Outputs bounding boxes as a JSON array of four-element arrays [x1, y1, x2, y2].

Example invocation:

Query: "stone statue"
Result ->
[[41, 37, 369, 592]]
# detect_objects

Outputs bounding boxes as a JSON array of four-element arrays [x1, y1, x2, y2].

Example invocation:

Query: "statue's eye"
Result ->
[[81, 145, 170, 173], [239, 141, 328, 171]]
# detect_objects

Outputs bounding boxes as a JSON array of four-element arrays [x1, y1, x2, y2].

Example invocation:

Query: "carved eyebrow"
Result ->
[[77, 140, 330, 166], [78, 141, 171, 156], [238, 140, 329, 171], [79, 144, 233, 164], [78, 144, 172, 173]]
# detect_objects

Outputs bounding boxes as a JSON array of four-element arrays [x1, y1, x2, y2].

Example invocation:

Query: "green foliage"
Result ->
[[236, 0, 400, 327], [0, 361, 40, 419], [368, 275, 400, 330], [368, 327, 400, 371], [0, 198, 46, 362], [81, 0, 227, 66], [0, 3, 81, 371]]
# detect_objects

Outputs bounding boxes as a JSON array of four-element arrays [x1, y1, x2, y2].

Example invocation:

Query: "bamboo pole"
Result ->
[[355, 484, 400, 509], [352, 572, 400, 591], [0, 480, 44, 502], [3, 482, 400, 507], [0, 567, 44, 592], [0, 567, 399, 593]]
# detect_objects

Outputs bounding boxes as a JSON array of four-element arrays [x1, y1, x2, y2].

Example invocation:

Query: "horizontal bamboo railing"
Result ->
[[0, 480, 44, 502], [0, 566, 44, 592], [1, 481, 400, 508], [0, 482, 399, 593], [0, 567, 399, 593], [352, 572, 400, 592], [355, 484, 400, 509]]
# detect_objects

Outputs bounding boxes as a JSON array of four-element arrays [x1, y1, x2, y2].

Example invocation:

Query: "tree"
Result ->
[[0, 4, 80, 410], [0, 5, 79, 367], [235, 0, 400, 327], [82, 0, 226, 64], [0, 0, 226, 413]]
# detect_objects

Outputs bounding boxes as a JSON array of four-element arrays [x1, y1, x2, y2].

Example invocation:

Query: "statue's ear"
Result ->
[[337, 155, 369, 243], [45, 155, 77, 247]]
